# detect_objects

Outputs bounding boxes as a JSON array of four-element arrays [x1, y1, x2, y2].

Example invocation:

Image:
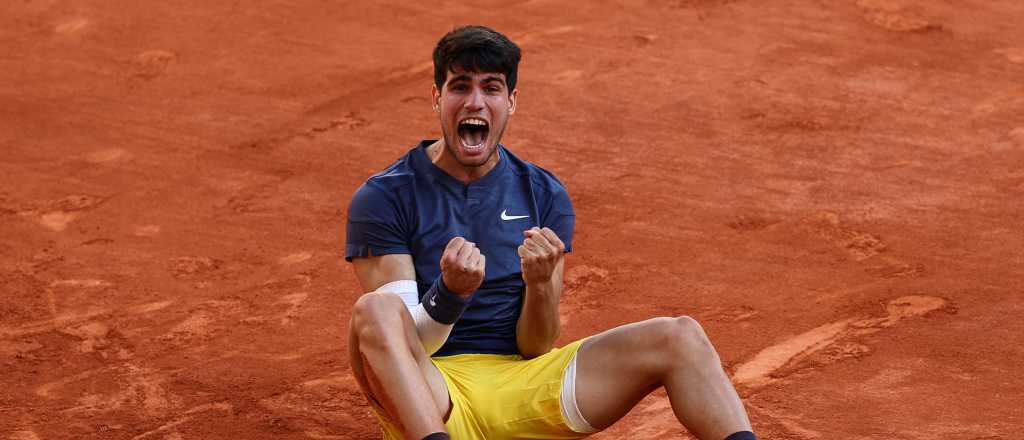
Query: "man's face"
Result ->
[[432, 69, 517, 168]]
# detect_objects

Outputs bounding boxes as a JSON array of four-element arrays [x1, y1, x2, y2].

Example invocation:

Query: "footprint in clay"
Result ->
[[733, 295, 951, 388]]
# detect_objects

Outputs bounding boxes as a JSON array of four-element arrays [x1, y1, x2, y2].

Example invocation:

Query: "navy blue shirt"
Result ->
[[346, 141, 575, 356]]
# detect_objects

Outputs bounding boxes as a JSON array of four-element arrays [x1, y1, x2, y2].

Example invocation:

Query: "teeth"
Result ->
[[461, 118, 487, 126]]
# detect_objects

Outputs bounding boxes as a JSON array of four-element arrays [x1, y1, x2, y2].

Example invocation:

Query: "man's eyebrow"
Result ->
[[447, 74, 473, 84], [481, 75, 506, 85], [446, 74, 506, 87]]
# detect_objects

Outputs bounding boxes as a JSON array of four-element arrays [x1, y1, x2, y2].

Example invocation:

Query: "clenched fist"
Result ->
[[440, 237, 486, 298], [518, 227, 565, 284]]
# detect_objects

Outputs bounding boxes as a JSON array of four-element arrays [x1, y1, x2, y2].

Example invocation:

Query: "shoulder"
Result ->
[[362, 149, 419, 192], [349, 146, 421, 213], [502, 147, 569, 197]]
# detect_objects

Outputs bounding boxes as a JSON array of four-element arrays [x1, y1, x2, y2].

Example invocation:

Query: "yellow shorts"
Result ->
[[373, 339, 590, 439]]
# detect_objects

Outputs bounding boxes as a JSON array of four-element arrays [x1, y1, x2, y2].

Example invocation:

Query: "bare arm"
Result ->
[[515, 227, 567, 359], [351, 239, 484, 356], [351, 253, 416, 293], [351, 238, 484, 295]]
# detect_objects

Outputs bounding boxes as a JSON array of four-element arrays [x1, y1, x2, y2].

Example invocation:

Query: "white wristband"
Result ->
[[375, 280, 453, 355], [378, 280, 420, 308]]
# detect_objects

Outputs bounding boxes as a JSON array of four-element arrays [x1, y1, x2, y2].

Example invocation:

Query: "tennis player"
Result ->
[[345, 25, 758, 440]]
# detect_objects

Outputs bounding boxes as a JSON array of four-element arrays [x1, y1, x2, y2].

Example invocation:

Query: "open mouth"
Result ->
[[457, 117, 489, 150]]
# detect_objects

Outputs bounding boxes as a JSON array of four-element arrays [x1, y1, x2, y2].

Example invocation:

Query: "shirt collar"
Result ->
[[412, 140, 508, 190]]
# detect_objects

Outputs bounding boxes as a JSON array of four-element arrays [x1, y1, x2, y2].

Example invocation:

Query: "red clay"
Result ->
[[2, 1, 1022, 439]]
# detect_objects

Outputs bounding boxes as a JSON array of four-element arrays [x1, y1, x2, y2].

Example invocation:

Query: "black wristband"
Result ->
[[421, 276, 469, 325], [422, 433, 450, 440]]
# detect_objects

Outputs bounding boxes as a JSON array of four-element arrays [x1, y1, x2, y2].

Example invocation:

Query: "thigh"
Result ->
[[347, 295, 451, 422], [456, 343, 588, 439], [574, 318, 679, 429]]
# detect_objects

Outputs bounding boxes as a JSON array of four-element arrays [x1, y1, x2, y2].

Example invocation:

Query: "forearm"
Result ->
[[516, 279, 562, 358]]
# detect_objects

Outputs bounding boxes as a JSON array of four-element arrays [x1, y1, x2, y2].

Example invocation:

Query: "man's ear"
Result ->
[[508, 88, 518, 115], [431, 84, 441, 112]]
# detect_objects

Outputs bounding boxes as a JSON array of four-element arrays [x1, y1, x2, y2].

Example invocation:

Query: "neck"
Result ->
[[428, 140, 500, 185]]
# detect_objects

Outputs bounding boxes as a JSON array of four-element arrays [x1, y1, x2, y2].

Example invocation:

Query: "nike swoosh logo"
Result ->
[[501, 209, 529, 221], [429, 294, 437, 307]]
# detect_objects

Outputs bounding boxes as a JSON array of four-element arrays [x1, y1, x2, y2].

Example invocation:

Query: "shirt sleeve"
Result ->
[[542, 185, 575, 253], [345, 182, 411, 262]]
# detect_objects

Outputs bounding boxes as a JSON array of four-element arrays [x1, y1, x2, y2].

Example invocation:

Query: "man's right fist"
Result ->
[[440, 237, 486, 298]]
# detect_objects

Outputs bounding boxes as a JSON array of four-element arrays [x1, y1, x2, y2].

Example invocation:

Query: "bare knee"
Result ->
[[649, 316, 718, 369], [347, 292, 422, 413], [351, 291, 408, 348]]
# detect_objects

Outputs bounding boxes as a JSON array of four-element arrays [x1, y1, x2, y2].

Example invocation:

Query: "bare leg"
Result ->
[[575, 317, 751, 440], [348, 291, 450, 438]]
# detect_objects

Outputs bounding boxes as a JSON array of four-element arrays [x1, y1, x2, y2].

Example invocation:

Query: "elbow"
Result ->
[[518, 330, 559, 359], [519, 344, 551, 360]]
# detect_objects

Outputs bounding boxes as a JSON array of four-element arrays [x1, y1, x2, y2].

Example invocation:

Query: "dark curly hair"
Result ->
[[433, 26, 521, 93]]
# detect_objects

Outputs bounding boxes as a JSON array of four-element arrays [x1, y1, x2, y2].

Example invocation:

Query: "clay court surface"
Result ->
[[2, 0, 1023, 438]]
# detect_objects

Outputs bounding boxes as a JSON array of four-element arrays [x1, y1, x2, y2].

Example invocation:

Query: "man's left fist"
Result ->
[[518, 227, 565, 284]]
